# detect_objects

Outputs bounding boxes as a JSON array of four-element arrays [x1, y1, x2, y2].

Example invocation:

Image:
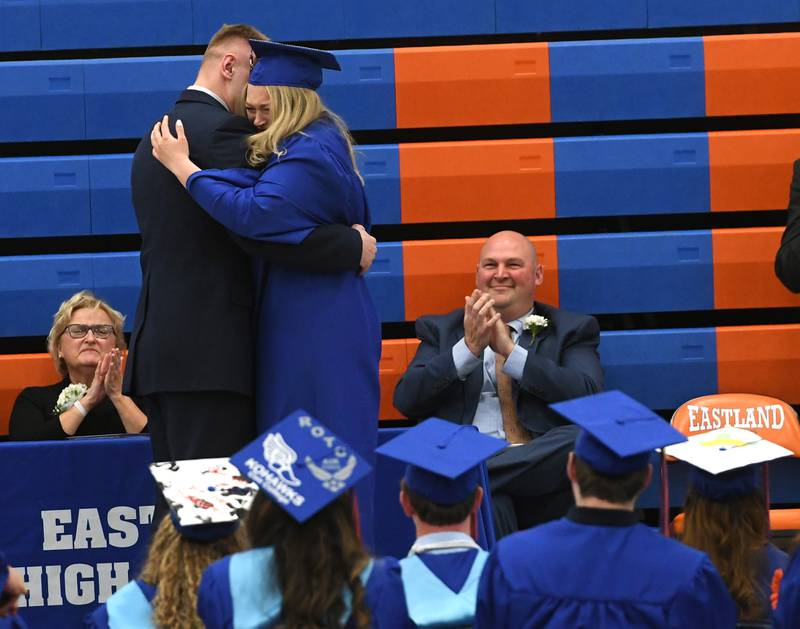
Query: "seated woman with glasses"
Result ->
[[9, 291, 147, 441]]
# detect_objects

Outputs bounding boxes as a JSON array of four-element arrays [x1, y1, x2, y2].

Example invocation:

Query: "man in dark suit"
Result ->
[[776, 159, 800, 293], [394, 231, 603, 536], [125, 24, 371, 467]]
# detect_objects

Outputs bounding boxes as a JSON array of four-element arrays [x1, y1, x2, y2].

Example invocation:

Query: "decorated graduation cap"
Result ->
[[149, 458, 258, 542], [230, 409, 372, 523], [249, 39, 340, 90], [376, 418, 507, 505], [663, 426, 793, 501], [550, 390, 687, 476]]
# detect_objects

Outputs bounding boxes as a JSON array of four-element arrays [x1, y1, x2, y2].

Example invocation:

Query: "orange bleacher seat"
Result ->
[[0, 354, 60, 435], [394, 43, 551, 128]]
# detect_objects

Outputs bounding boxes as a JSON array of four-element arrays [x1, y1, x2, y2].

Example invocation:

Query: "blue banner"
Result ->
[[0, 437, 154, 628]]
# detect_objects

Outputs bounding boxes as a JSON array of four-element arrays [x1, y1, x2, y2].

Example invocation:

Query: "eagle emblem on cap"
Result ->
[[305, 455, 357, 492]]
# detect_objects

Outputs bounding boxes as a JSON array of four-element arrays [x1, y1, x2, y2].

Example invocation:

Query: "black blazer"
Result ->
[[393, 302, 604, 436], [776, 158, 800, 293], [125, 90, 361, 396], [9, 379, 145, 441]]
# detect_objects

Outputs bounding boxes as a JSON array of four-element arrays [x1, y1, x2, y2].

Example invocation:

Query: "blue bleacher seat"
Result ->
[[648, 0, 800, 28], [83, 56, 199, 140], [364, 243, 405, 323], [192, 0, 346, 43], [0, 61, 85, 142], [318, 49, 397, 132], [554, 133, 711, 217], [357, 145, 401, 225], [600, 328, 718, 410], [89, 154, 138, 235], [91, 252, 140, 330], [0, 157, 91, 238], [0, 255, 94, 337], [496, 0, 647, 34], [549, 37, 707, 122], [0, 0, 40, 52], [39, 0, 192, 50], [557, 230, 715, 313], [345, 0, 494, 38]]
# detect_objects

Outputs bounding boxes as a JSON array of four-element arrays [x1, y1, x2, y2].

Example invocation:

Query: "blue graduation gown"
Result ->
[[394, 532, 490, 628], [475, 507, 737, 628], [186, 117, 381, 537], [197, 547, 404, 628], [83, 579, 157, 628], [776, 548, 800, 628]]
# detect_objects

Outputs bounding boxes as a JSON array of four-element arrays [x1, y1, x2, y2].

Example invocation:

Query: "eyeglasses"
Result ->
[[63, 324, 115, 339], [249, 51, 256, 71]]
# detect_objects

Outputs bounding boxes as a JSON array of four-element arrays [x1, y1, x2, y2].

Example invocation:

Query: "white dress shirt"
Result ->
[[451, 309, 533, 439]]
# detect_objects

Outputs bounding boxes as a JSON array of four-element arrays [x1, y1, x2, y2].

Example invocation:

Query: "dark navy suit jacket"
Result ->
[[393, 302, 604, 436], [776, 158, 800, 293], [124, 90, 361, 397]]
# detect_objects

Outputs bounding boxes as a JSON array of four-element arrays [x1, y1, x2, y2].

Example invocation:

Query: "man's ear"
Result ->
[[221, 53, 236, 79], [566, 451, 577, 483], [399, 488, 415, 518], [471, 486, 484, 514]]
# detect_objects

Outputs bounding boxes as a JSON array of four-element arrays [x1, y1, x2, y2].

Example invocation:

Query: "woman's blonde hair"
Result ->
[[139, 515, 246, 629], [46, 291, 126, 377], [246, 84, 362, 182]]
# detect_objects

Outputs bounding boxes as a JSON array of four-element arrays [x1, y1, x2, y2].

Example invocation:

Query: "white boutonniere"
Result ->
[[522, 314, 549, 346], [52, 383, 87, 416]]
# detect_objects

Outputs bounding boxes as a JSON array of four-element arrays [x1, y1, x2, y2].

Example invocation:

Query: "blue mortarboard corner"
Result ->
[[249, 40, 341, 90], [550, 390, 687, 475], [376, 418, 506, 505], [231, 409, 372, 523]]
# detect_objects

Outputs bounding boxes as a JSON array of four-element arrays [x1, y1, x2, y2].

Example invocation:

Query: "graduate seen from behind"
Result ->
[[84, 458, 253, 629], [475, 390, 737, 628], [375, 418, 506, 627], [666, 429, 793, 626], [150, 40, 381, 543], [197, 410, 401, 628]]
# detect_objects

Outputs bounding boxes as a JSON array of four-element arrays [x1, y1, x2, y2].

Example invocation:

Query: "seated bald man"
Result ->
[[393, 231, 603, 537]]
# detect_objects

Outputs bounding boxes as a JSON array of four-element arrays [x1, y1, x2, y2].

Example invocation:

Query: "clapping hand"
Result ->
[[463, 290, 501, 357], [83, 350, 112, 408], [103, 348, 123, 401]]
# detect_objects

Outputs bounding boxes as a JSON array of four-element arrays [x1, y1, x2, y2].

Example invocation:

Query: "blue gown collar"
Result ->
[[567, 506, 640, 527]]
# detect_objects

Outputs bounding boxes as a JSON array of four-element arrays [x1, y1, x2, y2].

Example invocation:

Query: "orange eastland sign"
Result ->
[[671, 394, 800, 456]]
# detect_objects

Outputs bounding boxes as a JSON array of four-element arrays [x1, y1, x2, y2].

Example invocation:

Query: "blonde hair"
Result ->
[[139, 516, 246, 629], [46, 291, 126, 377], [246, 85, 362, 182]]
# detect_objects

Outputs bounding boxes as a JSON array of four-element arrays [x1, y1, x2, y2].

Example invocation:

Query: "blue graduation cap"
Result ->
[[376, 418, 507, 505], [249, 40, 341, 90], [230, 409, 372, 523], [550, 390, 687, 476], [691, 465, 759, 501]]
